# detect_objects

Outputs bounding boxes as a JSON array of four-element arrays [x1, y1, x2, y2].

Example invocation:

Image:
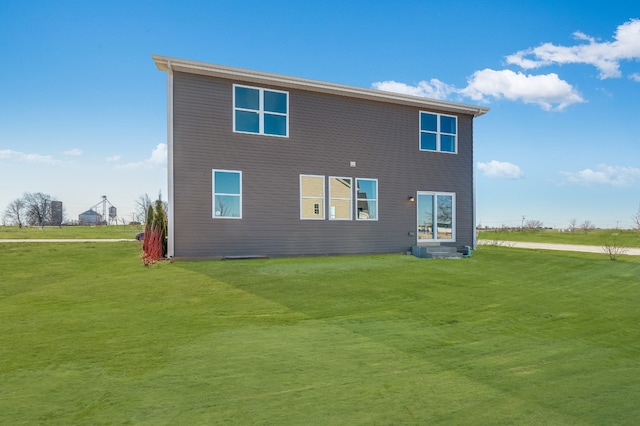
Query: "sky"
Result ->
[[1, 0, 639, 228]]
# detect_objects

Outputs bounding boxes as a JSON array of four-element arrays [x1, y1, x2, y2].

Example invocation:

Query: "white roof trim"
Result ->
[[152, 55, 489, 117]]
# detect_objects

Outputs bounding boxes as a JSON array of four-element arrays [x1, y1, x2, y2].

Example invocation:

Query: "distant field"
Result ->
[[478, 228, 640, 248], [1, 242, 639, 424], [4, 225, 638, 247], [0, 224, 143, 239]]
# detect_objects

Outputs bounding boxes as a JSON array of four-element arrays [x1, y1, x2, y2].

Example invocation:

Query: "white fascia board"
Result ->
[[166, 60, 175, 258], [152, 55, 489, 118]]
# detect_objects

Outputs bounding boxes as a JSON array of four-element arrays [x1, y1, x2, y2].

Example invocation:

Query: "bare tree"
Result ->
[[581, 220, 595, 234], [135, 193, 168, 223], [23, 192, 54, 228], [632, 204, 640, 232], [3, 198, 26, 228], [602, 234, 628, 260], [135, 194, 153, 223], [524, 219, 544, 231], [568, 218, 577, 234]]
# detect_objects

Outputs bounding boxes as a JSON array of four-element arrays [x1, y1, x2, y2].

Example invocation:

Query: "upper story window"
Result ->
[[233, 84, 289, 137], [419, 112, 457, 153], [212, 169, 242, 219]]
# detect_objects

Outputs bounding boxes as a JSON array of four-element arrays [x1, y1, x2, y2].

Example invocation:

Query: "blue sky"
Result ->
[[1, 1, 639, 228]]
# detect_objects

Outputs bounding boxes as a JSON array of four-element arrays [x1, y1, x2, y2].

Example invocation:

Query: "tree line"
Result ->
[[2, 192, 61, 228], [3, 192, 169, 228]]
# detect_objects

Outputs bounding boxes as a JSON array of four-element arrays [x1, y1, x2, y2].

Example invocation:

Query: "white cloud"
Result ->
[[371, 79, 455, 100], [106, 155, 122, 163], [372, 20, 640, 111], [460, 69, 584, 111], [560, 164, 640, 186], [118, 143, 167, 169], [63, 148, 82, 156], [372, 69, 584, 111], [477, 160, 524, 179], [506, 19, 640, 79], [0, 149, 59, 164], [147, 143, 167, 166]]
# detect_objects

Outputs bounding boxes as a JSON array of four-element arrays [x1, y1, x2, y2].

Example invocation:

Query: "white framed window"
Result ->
[[212, 169, 242, 219], [300, 175, 325, 220], [233, 84, 289, 137], [419, 111, 457, 153], [356, 178, 378, 220], [300, 175, 379, 221], [417, 191, 455, 242], [329, 177, 352, 220]]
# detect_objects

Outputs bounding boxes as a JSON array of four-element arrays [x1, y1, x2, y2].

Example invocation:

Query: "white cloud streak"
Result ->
[[506, 19, 640, 79], [63, 148, 82, 156], [117, 143, 167, 169], [560, 164, 640, 186], [0, 149, 59, 164], [630, 73, 640, 82], [373, 69, 584, 111], [477, 160, 524, 179], [371, 79, 454, 100], [106, 155, 122, 163]]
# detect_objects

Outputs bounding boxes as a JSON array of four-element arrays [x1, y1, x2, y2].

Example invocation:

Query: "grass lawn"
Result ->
[[0, 224, 143, 239], [479, 228, 640, 248], [1, 243, 639, 424]]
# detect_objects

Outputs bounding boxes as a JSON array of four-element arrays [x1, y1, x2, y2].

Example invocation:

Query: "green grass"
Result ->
[[0, 224, 143, 239], [479, 228, 640, 247], [1, 243, 640, 424]]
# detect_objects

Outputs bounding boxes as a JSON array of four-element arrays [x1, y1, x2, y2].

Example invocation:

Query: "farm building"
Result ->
[[78, 209, 102, 225]]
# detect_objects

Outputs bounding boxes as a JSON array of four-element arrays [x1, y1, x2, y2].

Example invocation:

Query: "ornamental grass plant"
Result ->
[[141, 196, 168, 265]]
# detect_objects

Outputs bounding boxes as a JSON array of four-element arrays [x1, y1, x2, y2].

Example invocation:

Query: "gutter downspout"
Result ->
[[166, 60, 175, 258], [472, 116, 477, 251]]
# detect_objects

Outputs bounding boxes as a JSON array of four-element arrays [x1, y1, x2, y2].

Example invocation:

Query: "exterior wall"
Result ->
[[172, 71, 475, 258]]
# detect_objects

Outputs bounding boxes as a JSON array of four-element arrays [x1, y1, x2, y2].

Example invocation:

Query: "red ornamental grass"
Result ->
[[142, 226, 164, 265], [142, 225, 150, 255]]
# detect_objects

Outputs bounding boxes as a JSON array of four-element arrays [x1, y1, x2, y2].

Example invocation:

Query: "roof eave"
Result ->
[[152, 55, 489, 117]]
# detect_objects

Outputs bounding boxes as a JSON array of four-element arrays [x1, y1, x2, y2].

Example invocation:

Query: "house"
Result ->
[[153, 55, 489, 259], [78, 209, 102, 225]]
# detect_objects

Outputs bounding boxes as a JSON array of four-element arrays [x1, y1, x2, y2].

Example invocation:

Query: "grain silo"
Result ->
[[50, 201, 63, 226], [78, 209, 102, 225]]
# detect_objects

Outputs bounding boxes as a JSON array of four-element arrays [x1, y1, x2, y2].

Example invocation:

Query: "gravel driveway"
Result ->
[[477, 240, 640, 256]]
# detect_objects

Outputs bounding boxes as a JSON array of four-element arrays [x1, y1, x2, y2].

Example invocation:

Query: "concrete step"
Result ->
[[429, 252, 463, 259], [424, 246, 459, 254], [412, 245, 465, 259]]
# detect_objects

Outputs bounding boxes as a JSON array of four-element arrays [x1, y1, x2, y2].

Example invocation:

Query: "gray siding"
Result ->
[[172, 71, 475, 258]]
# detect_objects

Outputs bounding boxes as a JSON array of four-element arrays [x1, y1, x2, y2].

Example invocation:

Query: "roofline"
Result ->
[[152, 55, 489, 117]]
